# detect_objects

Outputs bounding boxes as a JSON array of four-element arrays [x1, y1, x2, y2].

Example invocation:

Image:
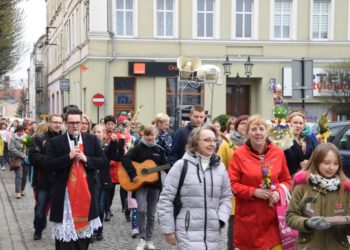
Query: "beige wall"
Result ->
[[47, 0, 350, 123]]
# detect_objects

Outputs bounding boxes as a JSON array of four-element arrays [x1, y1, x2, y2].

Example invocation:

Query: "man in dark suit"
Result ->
[[45, 108, 109, 250], [28, 114, 63, 241]]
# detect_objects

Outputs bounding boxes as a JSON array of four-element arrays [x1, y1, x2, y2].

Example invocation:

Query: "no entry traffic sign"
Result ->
[[92, 93, 105, 106]]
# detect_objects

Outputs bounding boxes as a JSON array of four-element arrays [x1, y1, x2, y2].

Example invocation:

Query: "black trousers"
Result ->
[[55, 238, 90, 250]]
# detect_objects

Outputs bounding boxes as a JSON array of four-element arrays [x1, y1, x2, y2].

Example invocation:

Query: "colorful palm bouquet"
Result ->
[[268, 83, 294, 150], [316, 111, 331, 143]]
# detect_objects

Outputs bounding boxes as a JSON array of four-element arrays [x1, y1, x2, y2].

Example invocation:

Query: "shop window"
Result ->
[[114, 77, 135, 116]]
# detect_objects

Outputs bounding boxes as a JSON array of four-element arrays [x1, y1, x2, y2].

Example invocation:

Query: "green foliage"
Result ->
[[0, 0, 26, 75], [213, 114, 231, 132]]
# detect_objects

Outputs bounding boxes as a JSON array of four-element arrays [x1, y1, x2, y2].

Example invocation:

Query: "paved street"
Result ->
[[0, 167, 228, 250]]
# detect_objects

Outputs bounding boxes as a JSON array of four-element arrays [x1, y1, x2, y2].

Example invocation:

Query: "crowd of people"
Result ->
[[0, 103, 349, 250]]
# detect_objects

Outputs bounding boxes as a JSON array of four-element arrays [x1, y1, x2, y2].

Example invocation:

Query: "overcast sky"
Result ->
[[9, 0, 46, 81]]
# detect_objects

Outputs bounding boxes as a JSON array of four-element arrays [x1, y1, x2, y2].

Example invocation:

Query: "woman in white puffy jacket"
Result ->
[[158, 125, 232, 250]]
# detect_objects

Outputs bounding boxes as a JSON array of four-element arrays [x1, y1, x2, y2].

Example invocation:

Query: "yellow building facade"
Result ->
[[45, 0, 350, 125]]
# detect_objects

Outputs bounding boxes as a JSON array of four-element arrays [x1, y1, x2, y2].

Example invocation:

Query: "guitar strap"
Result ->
[[175, 159, 188, 199]]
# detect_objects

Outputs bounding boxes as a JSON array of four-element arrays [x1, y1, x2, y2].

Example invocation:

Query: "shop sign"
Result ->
[[128, 62, 179, 77], [283, 68, 350, 97], [59, 79, 70, 91]]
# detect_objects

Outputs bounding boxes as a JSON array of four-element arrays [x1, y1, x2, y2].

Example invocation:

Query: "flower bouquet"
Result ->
[[21, 136, 33, 147], [260, 161, 276, 191]]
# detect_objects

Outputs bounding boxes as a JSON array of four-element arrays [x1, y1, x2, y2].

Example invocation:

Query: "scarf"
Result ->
[[309, 173, 341, 191], [229, 131, 245, 147], [141, 137, 156, 148], [67, 141, 91, 232]]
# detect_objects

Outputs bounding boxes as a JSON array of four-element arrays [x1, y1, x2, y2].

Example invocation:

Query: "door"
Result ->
[[226, 85, 250, 117]]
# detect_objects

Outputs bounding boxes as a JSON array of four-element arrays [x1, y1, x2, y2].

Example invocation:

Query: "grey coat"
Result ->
[[158, 152, 232, 250], [9, 134, 26, 159]]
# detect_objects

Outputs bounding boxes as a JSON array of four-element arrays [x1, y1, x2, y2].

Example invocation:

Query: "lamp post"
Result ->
[[222, 56, 254, 117]]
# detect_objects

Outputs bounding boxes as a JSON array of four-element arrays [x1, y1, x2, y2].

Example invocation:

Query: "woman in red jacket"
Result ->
[[228, 115, 292, 250]]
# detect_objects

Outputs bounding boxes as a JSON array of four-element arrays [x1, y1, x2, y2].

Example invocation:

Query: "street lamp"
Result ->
[[222, 56, 254, 116]]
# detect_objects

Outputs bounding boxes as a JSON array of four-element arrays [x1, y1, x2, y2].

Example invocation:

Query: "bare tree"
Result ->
[[322, 61, 350, 118], [0, 0, 26, 76]]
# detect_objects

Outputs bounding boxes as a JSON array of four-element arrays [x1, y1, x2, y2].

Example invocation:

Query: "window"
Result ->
[[273, 0, 291, 39], [155, 0, 175, 37], [166, 78, 204, 128], [235, 0, 252, 38], [116, 0, 134, 37], [312, 0, 330, 39], [195, 0, 216, 38], [114, 77, 135, 116]]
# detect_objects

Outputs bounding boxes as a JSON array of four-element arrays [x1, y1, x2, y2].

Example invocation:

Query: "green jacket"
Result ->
[[286, 182, 350, 250]]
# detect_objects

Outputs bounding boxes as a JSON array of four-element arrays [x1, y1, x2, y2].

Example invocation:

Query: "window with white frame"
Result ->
[[274, 0, 291, 39], [312, 0, 330, 39], [116, 0, 134, 37], [235, 0, 252, 38], [196, 0, 214, 38], [156, 0, 175, 37]]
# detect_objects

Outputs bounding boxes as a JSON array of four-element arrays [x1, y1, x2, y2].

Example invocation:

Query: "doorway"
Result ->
[[226, 85, 250, 116]]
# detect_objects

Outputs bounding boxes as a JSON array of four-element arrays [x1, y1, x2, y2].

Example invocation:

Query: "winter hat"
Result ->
[[118, 115, 127, 125], [234, 115, 249, 131]]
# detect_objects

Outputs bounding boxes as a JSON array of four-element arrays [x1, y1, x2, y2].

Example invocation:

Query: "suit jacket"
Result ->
[[45, 132, 109, 223]]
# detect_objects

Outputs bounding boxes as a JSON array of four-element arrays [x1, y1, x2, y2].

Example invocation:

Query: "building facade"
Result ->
[[44, 0, 350, 125], [28, 35, 49, 121]]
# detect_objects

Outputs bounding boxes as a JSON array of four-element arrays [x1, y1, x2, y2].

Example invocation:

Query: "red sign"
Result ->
[[92, 93, 105, 106]]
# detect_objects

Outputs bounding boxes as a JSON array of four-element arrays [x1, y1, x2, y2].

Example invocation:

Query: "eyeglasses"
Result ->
[[50, 121, 63, 125], [66, 121, 81, 126], [199, 138, 218, 143], [81, 122, 89, 125]]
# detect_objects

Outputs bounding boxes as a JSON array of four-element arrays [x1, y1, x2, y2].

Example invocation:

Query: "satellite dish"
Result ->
[[197, 64, 221, 83], [177, 56, 202, 79]]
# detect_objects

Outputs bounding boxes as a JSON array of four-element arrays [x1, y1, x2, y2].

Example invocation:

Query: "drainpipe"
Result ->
[[104, 0, 116, 116]]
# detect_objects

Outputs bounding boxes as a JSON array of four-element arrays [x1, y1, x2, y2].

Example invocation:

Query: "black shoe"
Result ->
[[96, 233, 103, 241], [110, 211, 114, 217], [125, 214, 131, 222], [104, 212, 111, 222], [33, 232, 42, 240], [90, 234, 96, 244]]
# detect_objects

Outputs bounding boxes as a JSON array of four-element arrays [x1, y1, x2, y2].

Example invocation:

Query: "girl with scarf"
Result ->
[[121, 126, 167, 250], [217, 114, 249, 250], [284, 109, 318, 176], [286, 143, 350, 249]]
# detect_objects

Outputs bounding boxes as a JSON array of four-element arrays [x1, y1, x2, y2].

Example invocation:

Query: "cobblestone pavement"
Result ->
[[0, 167, 228, 250]]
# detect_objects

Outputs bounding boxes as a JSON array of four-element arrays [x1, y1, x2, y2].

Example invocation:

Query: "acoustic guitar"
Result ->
[[118, 159, 171, 191]]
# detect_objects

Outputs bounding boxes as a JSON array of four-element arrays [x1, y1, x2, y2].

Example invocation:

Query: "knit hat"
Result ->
[[234, 115, 249, 131], [118, 115, 127, 125]]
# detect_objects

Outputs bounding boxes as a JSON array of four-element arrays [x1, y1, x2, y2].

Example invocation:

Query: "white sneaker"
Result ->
[[136, 238, 146, 250], [132, 228, 139, 238], [146, 241, 155, 250], [1, 166, 5, 171]]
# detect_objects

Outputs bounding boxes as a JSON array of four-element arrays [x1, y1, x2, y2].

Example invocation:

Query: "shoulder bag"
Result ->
[[173, 159, 188, 219]]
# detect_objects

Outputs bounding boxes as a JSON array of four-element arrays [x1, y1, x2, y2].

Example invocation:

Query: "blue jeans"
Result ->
[[33, 188, 50, 233]]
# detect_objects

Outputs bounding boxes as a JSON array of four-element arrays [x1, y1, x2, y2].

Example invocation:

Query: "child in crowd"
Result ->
[[286, 143, 350, 249], [121, 126, 167, 250]]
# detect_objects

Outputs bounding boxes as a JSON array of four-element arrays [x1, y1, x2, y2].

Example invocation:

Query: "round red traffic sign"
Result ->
[[92, 93, 105, 106]]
